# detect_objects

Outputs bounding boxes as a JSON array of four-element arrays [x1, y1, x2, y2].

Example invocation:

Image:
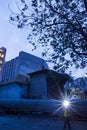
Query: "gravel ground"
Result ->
[[0, 115, 87, 130]]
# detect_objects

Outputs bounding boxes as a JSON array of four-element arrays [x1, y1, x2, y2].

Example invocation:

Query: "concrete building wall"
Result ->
[[0, 70, 48, 100], [18, 51, 49, 74], [21, 84, 30, 99], [29, 72, 47, 99], [0, 82, 30, 99], [1, 57, 20, 82], [1, 51, 49, 82], [0, 83, 21, 99], [0, 70, 70, 100]]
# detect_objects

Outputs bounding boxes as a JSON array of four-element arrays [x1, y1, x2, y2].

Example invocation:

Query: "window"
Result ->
[[0, 60, 2, 64], [1, 54, 4, 58], [0, 53, 4, 58]]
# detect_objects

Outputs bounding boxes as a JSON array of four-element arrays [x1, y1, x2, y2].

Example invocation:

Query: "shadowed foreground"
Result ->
[[0, 115, 87, 130]]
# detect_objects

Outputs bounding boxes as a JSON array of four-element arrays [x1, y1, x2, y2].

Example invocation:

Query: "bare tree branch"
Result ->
[[83, 0, 87, 12], [75, 16, 87, 42]]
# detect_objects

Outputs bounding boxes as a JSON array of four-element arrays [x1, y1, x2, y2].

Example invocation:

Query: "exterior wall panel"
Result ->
[[0, 83, 21, 99], [30, 73, 47, 99], [1, 51, 49, 82]]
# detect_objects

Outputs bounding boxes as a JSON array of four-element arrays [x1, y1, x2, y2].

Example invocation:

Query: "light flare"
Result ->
[[63, 100, 70, 108], [53, 91, 79, 117]]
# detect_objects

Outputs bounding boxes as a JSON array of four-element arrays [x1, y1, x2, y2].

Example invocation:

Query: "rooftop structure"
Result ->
[[1, 51, 49, 82]]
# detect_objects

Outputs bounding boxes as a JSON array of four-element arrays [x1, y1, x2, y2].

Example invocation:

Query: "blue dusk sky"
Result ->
[[0, 0, 42, 60], [0, 0, 87, 78]]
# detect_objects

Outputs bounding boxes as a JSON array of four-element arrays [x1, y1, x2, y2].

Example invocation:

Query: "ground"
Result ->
[[0, 114, 87, 130]]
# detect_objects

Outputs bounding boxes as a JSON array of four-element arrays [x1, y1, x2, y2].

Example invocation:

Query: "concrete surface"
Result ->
[[0, 115, 87, 130]]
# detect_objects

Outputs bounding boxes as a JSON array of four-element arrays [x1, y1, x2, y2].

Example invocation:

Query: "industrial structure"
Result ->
[[0, 51, 49, 99], [1, 51, 49, 82], [0, 50, 86, 118]]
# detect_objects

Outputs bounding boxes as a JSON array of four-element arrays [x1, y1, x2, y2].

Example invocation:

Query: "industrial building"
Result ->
[[0, 51, 70, 100], [1, 51, 49, 82], [0, 69, 70, 99]]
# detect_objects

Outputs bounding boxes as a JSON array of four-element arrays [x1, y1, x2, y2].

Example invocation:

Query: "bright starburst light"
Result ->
[[63, 100, 70, 108], [52, 91, 78, 117]]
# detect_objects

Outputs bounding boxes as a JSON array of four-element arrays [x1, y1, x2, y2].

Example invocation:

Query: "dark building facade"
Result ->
[[46, 70, 70, 99], [1, 51, 49, 82], [0, 50, 70, 100], [0, 69, 70, 100], [28, 70, 71, 99]]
